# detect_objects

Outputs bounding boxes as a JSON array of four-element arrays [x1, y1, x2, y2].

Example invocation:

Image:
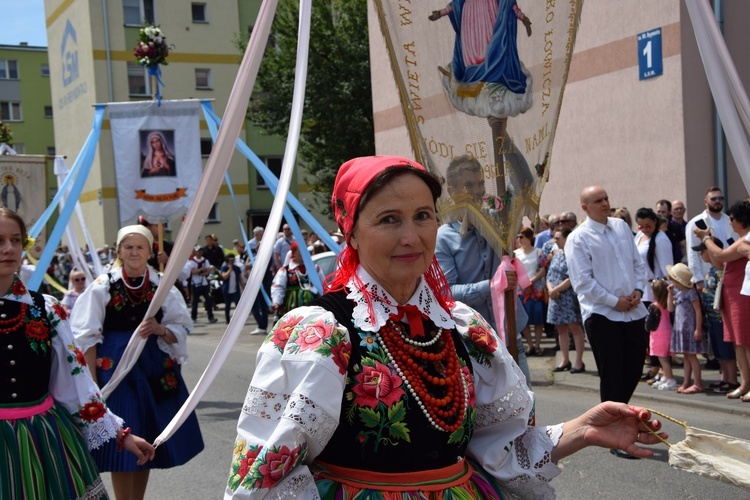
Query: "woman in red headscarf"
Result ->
[[226, 156, 667, 498]]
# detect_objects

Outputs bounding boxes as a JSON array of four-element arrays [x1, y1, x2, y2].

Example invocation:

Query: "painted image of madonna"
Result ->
[[140, 130, 177, 178]]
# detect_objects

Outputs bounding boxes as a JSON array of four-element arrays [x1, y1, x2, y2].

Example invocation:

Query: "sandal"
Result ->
[[741, 393, 750, 403], [727, 388, 745, 399], [681, 385, 704, 394], [713, 382, 740, 394]]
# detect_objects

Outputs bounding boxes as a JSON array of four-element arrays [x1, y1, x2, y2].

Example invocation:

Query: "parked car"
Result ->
[[312, 251, 337, 278]]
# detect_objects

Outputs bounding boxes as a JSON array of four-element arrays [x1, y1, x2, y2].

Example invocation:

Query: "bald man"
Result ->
[[565, 187, 648, 458]]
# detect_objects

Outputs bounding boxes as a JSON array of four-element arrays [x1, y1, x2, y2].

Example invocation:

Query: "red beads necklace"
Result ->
[[0, 302, 27, 334], [121, 268, 150, 305], [377, 319, 467, 432]]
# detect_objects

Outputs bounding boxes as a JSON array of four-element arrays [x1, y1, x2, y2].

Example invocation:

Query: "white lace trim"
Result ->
[[242, 385, 290, 419], [84, 412, 123, 450], [346, 266, 454, 332], [474, 378, 530, 429], [282, 393, 338, 451], [266, 467, 320, 499]]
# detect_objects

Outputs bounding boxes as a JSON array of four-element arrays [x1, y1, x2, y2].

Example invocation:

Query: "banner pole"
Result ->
[[158, 223, 165, 272]]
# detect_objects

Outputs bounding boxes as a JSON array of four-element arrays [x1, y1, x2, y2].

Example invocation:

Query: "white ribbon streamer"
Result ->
[[53, 157, 102, 283], [153, 0, 311, 446], [686, 0, 750, 191], [100, 0, 282, 400]]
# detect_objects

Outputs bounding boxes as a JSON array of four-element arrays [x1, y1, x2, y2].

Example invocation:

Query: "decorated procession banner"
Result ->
[[374, 0, 582, 254], [109, 100, 202, 224], [0, 155, 47, 253]]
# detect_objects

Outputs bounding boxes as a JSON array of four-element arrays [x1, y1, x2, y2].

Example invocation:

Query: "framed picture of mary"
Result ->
[[140, 129, 177, 178]]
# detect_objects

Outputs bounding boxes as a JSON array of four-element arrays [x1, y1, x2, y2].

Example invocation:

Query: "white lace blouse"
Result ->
[[225, 267, 563, 499]]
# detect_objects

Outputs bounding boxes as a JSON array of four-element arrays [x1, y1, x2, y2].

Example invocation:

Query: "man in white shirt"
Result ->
[[685, 186, 738, 292], [187, 246, 218, 324], [272, 224, 295, 272], [566, 186, 648, 457]]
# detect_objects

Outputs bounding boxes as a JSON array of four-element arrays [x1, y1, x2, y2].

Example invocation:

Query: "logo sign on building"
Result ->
[[637, 28, 663, 80], [58, 20, 87, 109], [109, 100, 203, 224]]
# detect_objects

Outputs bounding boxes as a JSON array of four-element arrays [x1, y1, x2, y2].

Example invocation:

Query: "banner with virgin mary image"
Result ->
[[373, 0, 583, 255], [109, 100, 202, 224], [0, 154, 47, 253]]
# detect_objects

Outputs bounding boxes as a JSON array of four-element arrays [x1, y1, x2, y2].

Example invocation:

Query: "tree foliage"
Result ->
[[238, 0, 375, 213]]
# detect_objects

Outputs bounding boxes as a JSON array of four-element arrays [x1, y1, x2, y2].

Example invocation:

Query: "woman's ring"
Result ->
[[636, 432, 641, 443]]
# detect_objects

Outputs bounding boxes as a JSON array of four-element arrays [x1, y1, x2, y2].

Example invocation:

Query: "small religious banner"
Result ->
[[373, 0, 582, 254], [0, 154, 47, 253], [109, 100, 202, 224]]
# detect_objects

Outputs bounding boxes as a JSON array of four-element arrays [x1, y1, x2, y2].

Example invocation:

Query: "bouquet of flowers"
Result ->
[[0, 121, 13, 145], [133, 24, 170, 67]]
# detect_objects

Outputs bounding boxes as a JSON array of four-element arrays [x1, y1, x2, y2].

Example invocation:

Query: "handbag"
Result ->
[[645, 303, 661, 332]]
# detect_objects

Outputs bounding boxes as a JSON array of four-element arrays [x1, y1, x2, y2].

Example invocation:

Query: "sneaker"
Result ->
[[649, 374, 663, 387], [208, 317, 218, 324], [250, 327, 266, 335], [658, 379, 678, 391]]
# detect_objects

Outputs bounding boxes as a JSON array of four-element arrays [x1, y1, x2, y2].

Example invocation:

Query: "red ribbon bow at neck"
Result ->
[[390, 304, 429, 338]]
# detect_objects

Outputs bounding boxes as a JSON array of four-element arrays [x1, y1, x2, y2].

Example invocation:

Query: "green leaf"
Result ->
[[358, 407, 381, 428], [387, 401, 405, 423], [447, 426, 465, 444], [388, 421, 411, 442]]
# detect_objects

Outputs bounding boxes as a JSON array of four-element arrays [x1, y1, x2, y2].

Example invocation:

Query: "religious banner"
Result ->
[[109, 100, 202, 224], [0, 155, 47, 253], [374, 0, 582, 254]]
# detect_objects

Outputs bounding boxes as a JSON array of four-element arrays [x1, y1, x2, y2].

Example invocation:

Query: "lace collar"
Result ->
[[345, 266, 455, 332]]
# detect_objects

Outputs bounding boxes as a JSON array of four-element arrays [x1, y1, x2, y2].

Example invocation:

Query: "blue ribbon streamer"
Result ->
[[29, 106, 106, 290], [200, 100, 329, 295], [199, 101, 342, 255], [147, 65, 165, 106]]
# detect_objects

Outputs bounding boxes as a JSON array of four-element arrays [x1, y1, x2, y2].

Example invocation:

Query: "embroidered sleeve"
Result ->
[[270, 268, 288, 306], [46, 295, 123, 450], [69, 273, 111, 352], [453, 302, 561, 499], [156, 284, 193, 363], [225, 306, 348, 498]]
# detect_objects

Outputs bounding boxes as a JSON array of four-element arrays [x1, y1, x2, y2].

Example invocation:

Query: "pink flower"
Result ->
[[259, 445, 300, 489], [468, 319, 498, 354], [352, 361, 404, 409], [494, 197, 503, 211], [271, 315, 304, 350], [295, 318, 333, 351], [461, 365, 476, 405]]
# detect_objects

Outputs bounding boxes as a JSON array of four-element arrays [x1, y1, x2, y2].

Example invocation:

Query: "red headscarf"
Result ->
[[326, 156, 453, 314]]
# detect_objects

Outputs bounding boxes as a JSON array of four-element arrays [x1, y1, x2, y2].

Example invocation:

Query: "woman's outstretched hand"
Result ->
[[552, 403, 668, 462]]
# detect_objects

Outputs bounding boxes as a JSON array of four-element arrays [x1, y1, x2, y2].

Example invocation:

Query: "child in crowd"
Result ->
[[649, 279, 676, 390], [61, 269, 86, 313], [667, 263, 707, 394]]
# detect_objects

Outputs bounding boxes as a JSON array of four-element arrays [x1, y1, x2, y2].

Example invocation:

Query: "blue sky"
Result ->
[[0, 0, 47, 47]]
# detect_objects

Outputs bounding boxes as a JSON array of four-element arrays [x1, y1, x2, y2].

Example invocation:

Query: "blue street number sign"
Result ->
[[637, 28, 663, 80]]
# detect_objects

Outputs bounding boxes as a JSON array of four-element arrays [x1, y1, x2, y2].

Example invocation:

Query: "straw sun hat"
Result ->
[[667, 263, 694, 289]]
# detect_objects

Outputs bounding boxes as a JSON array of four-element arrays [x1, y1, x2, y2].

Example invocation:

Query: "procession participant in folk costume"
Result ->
[[269, 241, 325, 316], [71, 224, 203, 500], [225, 156, 666, 498], [0, 208, 154, 499]]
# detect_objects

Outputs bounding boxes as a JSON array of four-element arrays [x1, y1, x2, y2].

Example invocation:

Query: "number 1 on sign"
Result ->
[[642, 40, 652, 68]]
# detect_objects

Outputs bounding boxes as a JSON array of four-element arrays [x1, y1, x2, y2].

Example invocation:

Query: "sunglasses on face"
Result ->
[[73, 278, 85, 282], [710, 196, 725, 202]]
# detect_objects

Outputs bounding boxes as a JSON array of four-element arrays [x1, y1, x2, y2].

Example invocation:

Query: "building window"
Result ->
[[191, 3, 208, 22], [127, 62, 151, 96], [44, 106, 54, 118], [123, 0, 155, 26], [47, 147, 56, 156], [0, 60, 19, 80], [256, 157, 282, 189], [206, 203, 220, 223], [195, 68, 211, 89], [41, 63, 50, 76], [0, 102, 22, 121], [200, 138, 212, 157]]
